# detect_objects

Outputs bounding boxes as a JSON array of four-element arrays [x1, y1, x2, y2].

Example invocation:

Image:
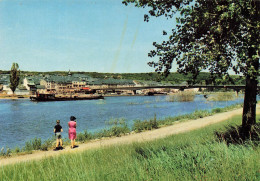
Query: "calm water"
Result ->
[[0, 95, 244, 148]]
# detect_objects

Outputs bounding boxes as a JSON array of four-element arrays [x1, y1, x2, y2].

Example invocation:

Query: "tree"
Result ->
[[123, 0, 259, 136], [10, 63, 20, 94]]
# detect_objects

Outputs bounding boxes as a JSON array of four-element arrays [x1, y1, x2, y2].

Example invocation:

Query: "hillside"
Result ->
[[0, 70, 245, 85]]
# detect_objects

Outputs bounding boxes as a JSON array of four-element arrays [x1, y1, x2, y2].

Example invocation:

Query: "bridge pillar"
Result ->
[[132, 90, 136, 95], [235, 89, 239, 97]]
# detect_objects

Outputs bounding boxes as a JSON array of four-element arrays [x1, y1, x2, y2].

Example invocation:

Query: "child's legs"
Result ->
[[56, 139, 59, 147], [59, 138, 63, 146]]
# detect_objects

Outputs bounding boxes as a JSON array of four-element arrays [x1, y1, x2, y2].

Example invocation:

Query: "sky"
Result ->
[[0, 0, 176, 73]]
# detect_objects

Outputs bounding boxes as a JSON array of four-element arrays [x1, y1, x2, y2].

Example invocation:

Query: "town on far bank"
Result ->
[[0, 70, 246, 100]]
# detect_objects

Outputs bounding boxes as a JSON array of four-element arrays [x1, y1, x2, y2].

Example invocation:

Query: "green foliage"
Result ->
[[0, 147, 11, 157], [133, 114, 158, 132], [40, 137, 55, 151], [31, 138, 42, 150], [13, 147, 20, 154], [207, 92, 237, 101], [9, 62, 20, 94], [77, 131, 93, 142], [100, 118, 130, 137], [23, 138, 42, 153], [167, 91, 195, 102], [211, 107, 222, 113], [22, 137, 54, 152]]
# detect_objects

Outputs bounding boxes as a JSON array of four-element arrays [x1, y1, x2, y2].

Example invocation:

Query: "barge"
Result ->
[[30, 93, 104, 101]]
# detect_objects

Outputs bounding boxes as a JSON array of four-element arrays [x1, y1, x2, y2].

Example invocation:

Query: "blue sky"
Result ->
[[0, 0, 176, 73]]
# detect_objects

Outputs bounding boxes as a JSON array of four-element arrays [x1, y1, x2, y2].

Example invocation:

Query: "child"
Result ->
[[54, 120, 63, 150]]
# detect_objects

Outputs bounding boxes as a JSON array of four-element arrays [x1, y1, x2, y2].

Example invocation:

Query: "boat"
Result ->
[[30, 93, 104, 101]]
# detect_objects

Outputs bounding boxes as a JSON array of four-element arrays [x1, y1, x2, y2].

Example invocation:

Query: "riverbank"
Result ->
[[1, 105, 259, 166], [0, 94, 30, 99], [1, 112, 259, 180]]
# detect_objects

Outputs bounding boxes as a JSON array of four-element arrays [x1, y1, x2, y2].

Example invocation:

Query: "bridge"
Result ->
[[92, 85, 260, 95], [93, 85, 259, 91]]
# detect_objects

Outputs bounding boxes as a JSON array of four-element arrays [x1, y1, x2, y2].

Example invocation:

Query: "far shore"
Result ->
[[0, 93, 164, 100], [0, 95, 30, 99]]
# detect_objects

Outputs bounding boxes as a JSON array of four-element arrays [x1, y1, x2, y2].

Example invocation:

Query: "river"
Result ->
[[0, 95, 244, 148]]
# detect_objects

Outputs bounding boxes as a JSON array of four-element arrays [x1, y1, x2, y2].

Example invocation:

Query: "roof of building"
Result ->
[[36, 85, 46, 89]]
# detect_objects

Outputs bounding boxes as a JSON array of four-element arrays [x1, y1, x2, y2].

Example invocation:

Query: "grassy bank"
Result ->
[[1, 115, 259, 180], [0, 103, 244, 157], [0, 94, 30, 99]]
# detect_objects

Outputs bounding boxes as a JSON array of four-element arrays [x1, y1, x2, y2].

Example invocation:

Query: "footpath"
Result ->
[[1, 105, 259, 167]]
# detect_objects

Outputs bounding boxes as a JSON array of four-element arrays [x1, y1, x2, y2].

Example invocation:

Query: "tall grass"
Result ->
[[133, 114, 158, 132], [166, 91, 195, 102], [1, 115, 259, 180], [207, 92, 237, 101]]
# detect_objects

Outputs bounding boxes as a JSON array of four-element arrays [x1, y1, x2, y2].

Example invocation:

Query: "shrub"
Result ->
[[32, 138, 42, 150], [108, 118, 130, 137], [0, 147, 5, 156], [93, 129, 111, 139], [6, 147, 11, 157], [132, 115, 159, 133], [23, 141, 33, 153], [109, 126, 129, 137], [167, 91, 195, 102], [212, 108, 222, 113], [191, 110, 212, 119], [207, 92, 236, 101], [13, 147, 20, 154], [77, 131, 93, 142], [22, 138, 42, 153], [42, 137, 55, 151], [92, 119, 131, 138]]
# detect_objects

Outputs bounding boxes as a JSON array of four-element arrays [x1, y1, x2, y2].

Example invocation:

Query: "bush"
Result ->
[[167, 91, 195, 102], [92, 119, 131, 138], [6, 147, 11, 157], [0, 147, 6, 156], [212, 108, 222, 113], [107, 118, 130, 137], [207, 92, 236, 101], [191, 110, 212, 119], [110, 125, 130, 137], [93, 129, 111, 139], [40, 138, 55, 151], [23, 141, 33, 153], [13, 147, 20, 154], [22, 138, 42, 153], [32, 138, 42, 150], [77, 131, 93, 142], [133, 115, 158, 133]]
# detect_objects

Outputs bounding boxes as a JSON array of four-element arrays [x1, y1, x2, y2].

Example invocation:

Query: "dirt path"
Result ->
[[1, 106, 259, 167]]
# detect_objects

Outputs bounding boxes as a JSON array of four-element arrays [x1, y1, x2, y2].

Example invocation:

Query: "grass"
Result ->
[[206, 91, 238, 101], [166, 91, 195, 102], [0, 93, 30, 99], [1, 115, 259, 181]]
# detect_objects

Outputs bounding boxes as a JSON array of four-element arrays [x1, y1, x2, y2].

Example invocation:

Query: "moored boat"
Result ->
[[30, 93, 104, 101]]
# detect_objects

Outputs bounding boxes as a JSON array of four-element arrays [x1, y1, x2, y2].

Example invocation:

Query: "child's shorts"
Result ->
[[55, 132, 62, 139]]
